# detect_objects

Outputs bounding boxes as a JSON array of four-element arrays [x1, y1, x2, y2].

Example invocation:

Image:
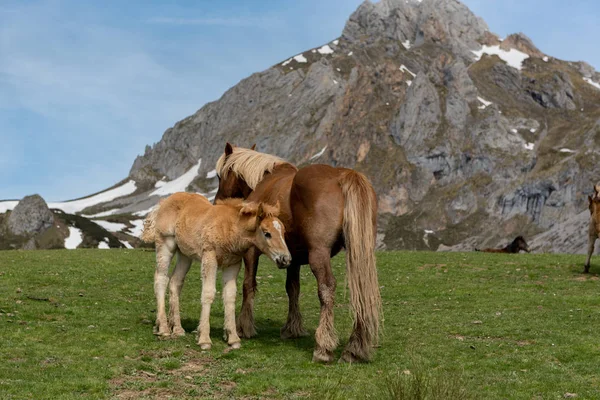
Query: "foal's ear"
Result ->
[[239, 201, 258, 216], [270, 200, 281, 217], [250, 143, 257, 151], [257, 203, 266, 221], [225, 142, 234, 157]]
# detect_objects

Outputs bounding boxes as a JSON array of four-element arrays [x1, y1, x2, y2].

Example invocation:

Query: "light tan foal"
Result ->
[[142, 192, 291, 349]]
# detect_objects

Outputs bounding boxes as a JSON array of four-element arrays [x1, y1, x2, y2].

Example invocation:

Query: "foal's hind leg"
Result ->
[[309, 248, 338, 363], [154, 237, 176, 337], [222, 262, 242, 348], [168, 251, 192, 337], [281, 263, 308, 339]]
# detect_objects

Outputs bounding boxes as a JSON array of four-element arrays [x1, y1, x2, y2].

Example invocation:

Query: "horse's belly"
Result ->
[[217, 253, 243, 268]]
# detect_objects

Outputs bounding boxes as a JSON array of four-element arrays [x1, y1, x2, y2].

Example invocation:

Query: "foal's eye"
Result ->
[[264, 231, 271, 239]]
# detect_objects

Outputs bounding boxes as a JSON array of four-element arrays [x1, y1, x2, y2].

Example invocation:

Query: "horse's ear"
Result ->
[[225, 142, 234, 157], [250, 143, 257, 151]]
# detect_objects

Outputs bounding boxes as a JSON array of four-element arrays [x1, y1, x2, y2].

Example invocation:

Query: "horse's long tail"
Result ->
[[141, 204, 161, 244], [339, 170, 382, 361]]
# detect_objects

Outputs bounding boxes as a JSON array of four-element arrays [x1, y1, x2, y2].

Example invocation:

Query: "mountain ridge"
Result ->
[[2, 0, 600, 253]]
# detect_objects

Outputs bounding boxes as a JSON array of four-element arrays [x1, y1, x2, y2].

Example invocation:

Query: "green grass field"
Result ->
[[1, 249, 599, 399]]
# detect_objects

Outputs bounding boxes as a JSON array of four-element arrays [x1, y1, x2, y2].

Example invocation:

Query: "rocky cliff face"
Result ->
[[4, 0, 599, 254]]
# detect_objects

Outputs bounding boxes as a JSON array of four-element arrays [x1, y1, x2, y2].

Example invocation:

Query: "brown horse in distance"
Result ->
[[476, 236, 530, 253], [214, 143, 381, 363], [584, 184, 600, 273]]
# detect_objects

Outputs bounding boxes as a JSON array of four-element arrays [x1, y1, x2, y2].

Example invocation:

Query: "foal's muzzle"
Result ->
[[275, 253, 292, 269]]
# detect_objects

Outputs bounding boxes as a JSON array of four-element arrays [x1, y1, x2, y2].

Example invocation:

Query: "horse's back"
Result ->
[[156, 192, 212, 237], [290, 164, 347, 250]]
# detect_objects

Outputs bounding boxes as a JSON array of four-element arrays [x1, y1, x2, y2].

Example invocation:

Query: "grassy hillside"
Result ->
[[1, 250, 599, 399]]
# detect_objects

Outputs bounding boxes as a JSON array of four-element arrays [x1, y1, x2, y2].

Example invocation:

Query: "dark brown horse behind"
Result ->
[[584, 184, 600, 273], [475, 236, 530, 253], [214, 143, 381, 363]]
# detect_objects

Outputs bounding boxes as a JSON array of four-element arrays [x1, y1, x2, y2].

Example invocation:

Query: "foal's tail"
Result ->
[[339, 170, 382, 361], [140, 204, 161, 244]]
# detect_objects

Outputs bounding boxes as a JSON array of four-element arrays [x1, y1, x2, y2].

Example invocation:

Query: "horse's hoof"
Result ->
[[312, 349, 334, 364], [280, 326, 309, 339], [339, 350, 367, 364], [236, 323, 257, 339], [584, 265, 590, 273], [229, 342, 241, 350], [200, 343, 212, 350], [154, 330, 171, 338], [171, 327, 186, 338]]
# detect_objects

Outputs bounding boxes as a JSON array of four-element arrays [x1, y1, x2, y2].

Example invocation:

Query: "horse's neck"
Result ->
[[506, 242, 517, 253], [257, 164, 296, 187]]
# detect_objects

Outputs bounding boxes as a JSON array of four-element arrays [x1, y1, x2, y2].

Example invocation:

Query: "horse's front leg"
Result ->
[[237, 246, 260, 338], [222, 262, 242, 348], [281, 263, 308, 339], [309, 248, 337, 363], [197, 251, 218, 350]]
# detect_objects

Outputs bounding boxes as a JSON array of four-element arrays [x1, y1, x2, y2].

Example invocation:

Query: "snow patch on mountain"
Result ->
[[65, 226, 83, 249], [472, 45, 529, 70], [150, 159, 202, 197]]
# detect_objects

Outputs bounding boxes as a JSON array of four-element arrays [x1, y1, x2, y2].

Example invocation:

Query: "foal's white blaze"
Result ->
[[272, 220, 285, 244]]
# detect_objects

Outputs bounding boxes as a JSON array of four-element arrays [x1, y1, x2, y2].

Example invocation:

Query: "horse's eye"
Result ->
[[264, 231, 271, 239]]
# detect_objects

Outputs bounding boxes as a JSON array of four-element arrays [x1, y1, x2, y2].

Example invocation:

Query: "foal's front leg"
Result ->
[[222, 262, 242, 348], [197, 251, 218, 350]]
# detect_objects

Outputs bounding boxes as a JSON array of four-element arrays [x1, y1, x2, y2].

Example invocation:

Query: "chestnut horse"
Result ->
[[584, 185, 600, 273], [141, 192, 291, 350], [475, 236, 530, 253], [214, 143, 381, 363]]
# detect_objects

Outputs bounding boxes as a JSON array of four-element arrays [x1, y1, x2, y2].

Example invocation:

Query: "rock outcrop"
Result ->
[[7, 195, 54, 236]]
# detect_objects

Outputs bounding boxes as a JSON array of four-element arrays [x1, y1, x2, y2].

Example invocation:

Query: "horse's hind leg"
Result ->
[[154, 237, 176, 337], [168, 251, 192, 337], [197, 251, 218, 350], [222, 262, 242, 348], [281, 263, 308, 339], [309, 248, 338, 363]]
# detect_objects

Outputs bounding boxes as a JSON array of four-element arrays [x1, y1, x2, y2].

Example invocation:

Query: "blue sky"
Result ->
[[1, 0, 598, 201]]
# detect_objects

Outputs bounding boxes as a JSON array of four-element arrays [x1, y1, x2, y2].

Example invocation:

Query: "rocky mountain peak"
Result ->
[[500, 33, 543, 58], [342, 0, 489, 60]]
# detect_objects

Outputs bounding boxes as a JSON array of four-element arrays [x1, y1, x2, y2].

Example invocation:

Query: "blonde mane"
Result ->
[[215, 147, 295, 189]]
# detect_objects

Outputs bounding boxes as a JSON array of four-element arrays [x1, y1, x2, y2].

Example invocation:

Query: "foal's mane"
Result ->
[[215, 198, 244, 208], [216, 147, 296, 189]]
